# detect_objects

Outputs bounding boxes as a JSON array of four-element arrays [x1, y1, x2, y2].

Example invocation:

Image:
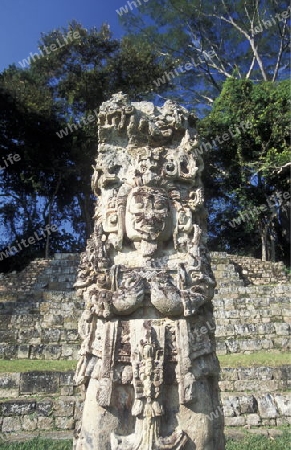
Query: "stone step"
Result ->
[[210, 252, 290, 286], [0, 366, 289, 435], [0, 342, 80, 359]]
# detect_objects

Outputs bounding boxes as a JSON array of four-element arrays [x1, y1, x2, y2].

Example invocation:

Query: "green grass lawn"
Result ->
[[226, 431, 291, 450], [0, 432, 290, 450], [0, 359, 77, 373], [0, 351, 289, 373], [0, 439, 72, 450], [219, 351, 290, 368]]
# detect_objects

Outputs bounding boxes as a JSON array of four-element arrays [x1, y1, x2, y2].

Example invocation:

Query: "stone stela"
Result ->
[[73, 93, 225, 450]]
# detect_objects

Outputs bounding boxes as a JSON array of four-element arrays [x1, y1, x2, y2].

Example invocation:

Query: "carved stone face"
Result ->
[[125, 186, 172, 242]]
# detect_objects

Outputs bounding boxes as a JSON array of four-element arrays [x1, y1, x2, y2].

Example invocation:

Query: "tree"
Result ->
[[0, 66, 78, 263], [0, 22, 171, 270], [198, 78, 290, 262], [120, 0, 290, 108]]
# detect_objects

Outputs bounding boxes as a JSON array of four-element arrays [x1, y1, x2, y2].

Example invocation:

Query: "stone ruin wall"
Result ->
[[0, 365, 290, 439], [0, 256, 290, 439], [0, 252, 289, 361]]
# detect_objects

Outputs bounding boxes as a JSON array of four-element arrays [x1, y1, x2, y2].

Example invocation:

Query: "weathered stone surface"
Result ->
[[20, 372, 59, 394], [0, 250, 289, 361], [258, 394, 279, 418], [0, 373, 20, 398], [38, 416, 54, 430], [21, 415, 38, 431], [239, 395, 258, 414], [2, 416, 22, 433], [1, 400, 36, 416], [0, 368, 289, 437], [54, 397, 75, 417], [36, 399, 53, 417], [74, 93, 225, 450], [274, 394, 291, 416], [55, 416, 75, 430], [224, 417, 246, 427], [247, 414, 261, 427]]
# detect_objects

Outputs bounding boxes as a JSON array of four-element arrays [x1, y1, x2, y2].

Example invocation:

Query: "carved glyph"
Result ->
[[74, 93, 225, 450]]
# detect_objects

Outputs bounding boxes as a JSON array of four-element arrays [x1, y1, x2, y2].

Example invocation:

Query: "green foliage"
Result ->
[[0, 22, 170, 271], [120, 0, 290, 107], [198, 78, 290, 263]]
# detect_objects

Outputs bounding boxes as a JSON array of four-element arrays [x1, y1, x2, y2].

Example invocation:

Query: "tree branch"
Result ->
[[272, 19, 289, 81], [209, 9, 268, 80]]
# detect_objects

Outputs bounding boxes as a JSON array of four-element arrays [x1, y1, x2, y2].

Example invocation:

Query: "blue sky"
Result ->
[[0, 0, 127, 72]]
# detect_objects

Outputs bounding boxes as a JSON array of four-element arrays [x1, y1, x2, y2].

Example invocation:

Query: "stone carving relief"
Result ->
[[74, 93, 225, 450]]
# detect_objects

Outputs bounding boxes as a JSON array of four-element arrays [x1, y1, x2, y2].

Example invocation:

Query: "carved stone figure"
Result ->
[[74, 93, 225, 450]]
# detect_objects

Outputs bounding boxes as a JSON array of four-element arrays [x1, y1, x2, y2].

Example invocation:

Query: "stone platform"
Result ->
[[0, 365, 290, 437], [0, 252, 289, 359], [0, 252, 289, 438]]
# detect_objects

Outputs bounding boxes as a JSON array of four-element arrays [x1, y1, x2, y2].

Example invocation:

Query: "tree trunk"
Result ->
[[44, 176, 62, 259], [270, 232, 276, 262], [261, 231, 267, 262], [45, 207, 51, 259], [77, 193, 94, 240]]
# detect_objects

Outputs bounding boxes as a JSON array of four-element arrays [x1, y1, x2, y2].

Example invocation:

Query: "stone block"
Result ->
[[18, 329, 40, 342], [61, 386, 74, 396], [221, 402, 235, 417], [54, 397, 75, 417], [239, 339, 265, 352], [1, 400, 36, 416], [43, 314, 63, 326], [233, 380, 260, 392], [224, 417, 246, 426], [257, 323, 275, 334], [220, 368, 238, 381], [225, 340, 240, 353], [0, 315, 12, 327], [42, 329, 61, 343], [239, 395, 258, 414], [17, 344, 30, 359], [219, 381, 234, 392], [276, 417, 291, 426], [60, 372, 75, 386], [261, 418, 277, 426], [30, 344, 45, 359], [55, 417, 75, 430], [64, 330, 79, 341], [247, 414, 261, 427], [0, 373, 20, 396], [21, 415, 38, 431], [274, 323, 290, 336], [36, 399, 53, 417], [61, 345, 74, 358], [43, 345, 62, 360], [258, 394, 279, 418], [20, 372, 59, 394], [37, 416, 54, 430], [0, 330, 17, 343], [274, 394, 291, 416], [2, 416, 22, 433], [223, 396, 240, 416]]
